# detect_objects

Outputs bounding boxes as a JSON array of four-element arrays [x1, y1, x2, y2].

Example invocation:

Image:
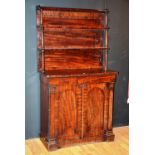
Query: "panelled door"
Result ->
[[49, 77, 107, 146], [79, 80, 107, 140], [49, 78, 82, 146]]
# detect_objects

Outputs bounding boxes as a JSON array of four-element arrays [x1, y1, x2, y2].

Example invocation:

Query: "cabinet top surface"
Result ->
[[42, 69, 117, 78]]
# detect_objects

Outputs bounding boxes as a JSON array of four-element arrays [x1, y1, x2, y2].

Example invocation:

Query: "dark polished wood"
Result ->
[[37, 6, 117, 151]]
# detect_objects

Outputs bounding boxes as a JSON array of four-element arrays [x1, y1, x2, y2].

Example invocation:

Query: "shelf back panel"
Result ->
[[38, 49, 103, 71], [37, 6, 106, 72]]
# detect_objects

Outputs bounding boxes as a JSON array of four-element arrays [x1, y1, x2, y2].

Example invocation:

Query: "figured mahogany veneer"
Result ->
[[37, 6, 117, 151], [36, 6, 109, 72], [40, 71, 117, 150], [38, 49, 103, 71]]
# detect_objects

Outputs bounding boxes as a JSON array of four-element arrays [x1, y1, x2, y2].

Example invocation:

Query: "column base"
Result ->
[[103, 130, 115, 141], [40, 137, 59, 151]]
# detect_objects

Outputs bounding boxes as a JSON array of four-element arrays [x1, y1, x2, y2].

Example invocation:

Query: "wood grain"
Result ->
[[36, 6, 108, 72], [41, 49, 103, 71], [37, 6, 118, 151], [40, 28, 103, 49], [25, 126, 129, 155], [42, 18, 105, 29], [40, 72, 117, 150]]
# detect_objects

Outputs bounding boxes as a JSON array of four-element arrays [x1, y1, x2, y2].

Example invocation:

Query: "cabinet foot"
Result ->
[[103, 130, 115, 141], [40, 137, 59, 151]]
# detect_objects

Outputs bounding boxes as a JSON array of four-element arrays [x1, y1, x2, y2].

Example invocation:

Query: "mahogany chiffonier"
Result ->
[[36, 6, 117, 151]]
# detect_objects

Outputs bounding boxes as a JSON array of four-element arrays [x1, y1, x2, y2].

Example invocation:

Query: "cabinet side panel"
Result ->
[[40, 76, 49, 138]]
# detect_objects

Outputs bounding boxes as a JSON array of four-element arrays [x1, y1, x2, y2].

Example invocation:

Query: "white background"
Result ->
[[130, 0, 155, 154], [0, 0, 155, 154]]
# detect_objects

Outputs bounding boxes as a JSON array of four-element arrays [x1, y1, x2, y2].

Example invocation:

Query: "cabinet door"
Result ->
[[81, 82, 106, 139], [49, 79, 82, 146]]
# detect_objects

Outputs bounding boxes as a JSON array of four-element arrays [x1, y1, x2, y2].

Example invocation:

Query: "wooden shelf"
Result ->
[[37, 5, 109, 13], [37, 25, 110, 30], [37, 47, 110, 51]]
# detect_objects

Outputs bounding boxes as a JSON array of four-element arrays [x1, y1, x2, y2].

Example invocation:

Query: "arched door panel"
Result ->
[[82, 86, 105, 138]]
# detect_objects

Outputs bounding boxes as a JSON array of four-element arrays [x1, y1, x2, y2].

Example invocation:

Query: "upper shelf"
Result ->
[[36, 6, 109, 14], [37, 6, 108, 30], [37, 47, 110, 51], [37, 25, 110, 30]]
